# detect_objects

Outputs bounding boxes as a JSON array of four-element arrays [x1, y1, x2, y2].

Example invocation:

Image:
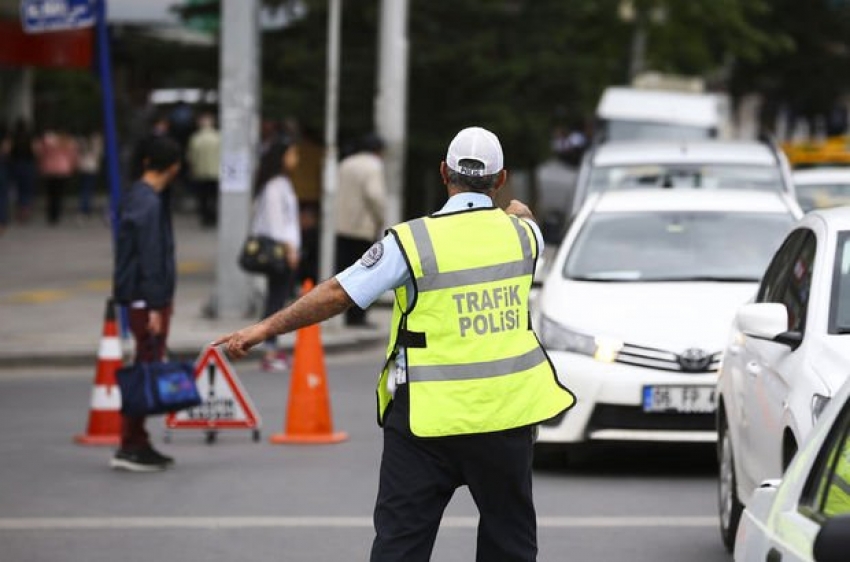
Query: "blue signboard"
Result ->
[[20, 0, 96, 33]]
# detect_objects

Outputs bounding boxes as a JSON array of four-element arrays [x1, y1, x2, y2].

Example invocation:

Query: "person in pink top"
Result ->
[[35, 126, 78, 225]]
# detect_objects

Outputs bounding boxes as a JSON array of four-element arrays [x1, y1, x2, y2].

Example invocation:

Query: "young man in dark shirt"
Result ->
[[112, 137, 182, 472]]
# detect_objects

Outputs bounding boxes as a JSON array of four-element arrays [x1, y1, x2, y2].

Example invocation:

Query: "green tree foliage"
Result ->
[[728, 0, 850, 131], [260, 0, 792, 214], [172, 0, 847, 213]]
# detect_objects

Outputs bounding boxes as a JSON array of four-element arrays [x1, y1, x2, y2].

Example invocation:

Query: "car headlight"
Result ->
[[812, 393, 831, 424], [539, 316, 623, 363]]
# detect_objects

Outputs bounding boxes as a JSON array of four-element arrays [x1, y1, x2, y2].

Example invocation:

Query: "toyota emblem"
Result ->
[[678, 348, 711, 372]]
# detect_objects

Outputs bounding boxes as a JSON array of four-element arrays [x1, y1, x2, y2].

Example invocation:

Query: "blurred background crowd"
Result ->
[[1, 0, 849, 235]]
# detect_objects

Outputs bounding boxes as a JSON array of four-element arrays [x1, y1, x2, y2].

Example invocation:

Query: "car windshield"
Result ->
[[605, 120, 713, 141], [831, 232, 850, 333], [588, 164, 783, 194], [564, 211, 793, 282], [796, 183, 850, 213]]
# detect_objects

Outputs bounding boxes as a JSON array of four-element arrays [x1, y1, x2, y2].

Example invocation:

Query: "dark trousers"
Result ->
[[263, 269, 294, 347], [78, 172, 96, 215], [193, 179, 218, 227], [44, 175, 71, 225], [371, 386, 538, 562], [122, 305, 172, 450], [335, 234, 373, 325], [9, 160, 35, 215]]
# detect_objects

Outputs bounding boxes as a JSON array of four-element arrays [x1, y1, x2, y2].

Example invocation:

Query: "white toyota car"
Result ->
[[717, 208, 850, 550], [534, 188, 800, 461]]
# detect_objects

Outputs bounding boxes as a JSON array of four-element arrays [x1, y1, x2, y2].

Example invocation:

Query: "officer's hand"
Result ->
[[505, 199, 535, 222], [212, 324, 266, 360]]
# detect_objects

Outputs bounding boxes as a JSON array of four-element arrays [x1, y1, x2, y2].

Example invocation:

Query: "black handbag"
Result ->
[[238, 235, 290, 275], [117, 359, 201, 417]]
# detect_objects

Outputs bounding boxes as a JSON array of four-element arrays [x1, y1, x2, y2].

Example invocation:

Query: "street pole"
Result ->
[[215, 0, 260, 318], [375, 0, 409, 228], [318, 0, 341, 288], [94, 0, 121, 244]]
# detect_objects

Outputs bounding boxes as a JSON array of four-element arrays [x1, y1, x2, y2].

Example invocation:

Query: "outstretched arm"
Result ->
[[212, 277, 355, 359]]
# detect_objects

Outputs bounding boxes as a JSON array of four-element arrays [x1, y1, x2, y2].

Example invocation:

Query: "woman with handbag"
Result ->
[[249, 136, 301, 372]]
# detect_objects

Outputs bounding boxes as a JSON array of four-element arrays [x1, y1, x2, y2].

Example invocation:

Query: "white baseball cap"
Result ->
[[445, 127, 504, 177]]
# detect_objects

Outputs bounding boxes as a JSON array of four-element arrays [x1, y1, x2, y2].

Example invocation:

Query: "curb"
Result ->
[[0, 330, 386, 369]]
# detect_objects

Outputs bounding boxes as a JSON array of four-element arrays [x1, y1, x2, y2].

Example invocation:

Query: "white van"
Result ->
[[596, 86, 729, 141]]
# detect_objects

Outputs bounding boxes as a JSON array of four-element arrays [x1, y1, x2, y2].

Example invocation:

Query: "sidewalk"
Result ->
[[0, 207, 388, 367]]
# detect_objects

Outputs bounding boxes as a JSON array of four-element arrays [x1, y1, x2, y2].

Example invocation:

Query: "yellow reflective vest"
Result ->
[[378, 207, 575, 437], [823, 443, 850, 517]]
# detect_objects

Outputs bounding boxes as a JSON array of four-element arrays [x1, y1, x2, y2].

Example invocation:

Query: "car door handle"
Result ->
[[767, 547, 782, 562], [746, 361, 761, 376]]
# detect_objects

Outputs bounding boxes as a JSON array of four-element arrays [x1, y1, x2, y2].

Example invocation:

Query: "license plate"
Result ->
[[642, 385, 716, 413]]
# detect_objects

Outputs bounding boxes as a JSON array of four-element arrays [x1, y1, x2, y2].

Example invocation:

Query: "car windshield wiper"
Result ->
[[568, 275, 631, 282], [835, 327, 850, 334], [638, 275, 759, 283]]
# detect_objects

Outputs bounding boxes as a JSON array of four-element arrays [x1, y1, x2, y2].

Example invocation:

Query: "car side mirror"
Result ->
[[813, 514, 850, 562], [736, 303, 788, 341]]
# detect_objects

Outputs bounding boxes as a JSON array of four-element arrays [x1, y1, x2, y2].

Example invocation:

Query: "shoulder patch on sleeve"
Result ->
[[360, 242, 384, 268]]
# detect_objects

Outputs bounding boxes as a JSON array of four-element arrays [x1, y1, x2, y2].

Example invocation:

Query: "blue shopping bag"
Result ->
[[117, 360, 201, 417]]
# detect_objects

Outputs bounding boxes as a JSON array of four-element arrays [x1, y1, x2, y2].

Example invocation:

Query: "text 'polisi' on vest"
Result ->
[[453, 284, 523, 337]]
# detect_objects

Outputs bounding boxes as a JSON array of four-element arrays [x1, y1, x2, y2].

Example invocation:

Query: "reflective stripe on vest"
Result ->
[[408, 347, 548, 382], [410, 215, 535, 292]]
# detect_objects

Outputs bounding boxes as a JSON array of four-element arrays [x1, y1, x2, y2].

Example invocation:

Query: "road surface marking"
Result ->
[[0, 516, 716, 530]]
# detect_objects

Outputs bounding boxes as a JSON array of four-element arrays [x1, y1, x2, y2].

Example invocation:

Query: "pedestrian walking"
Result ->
[[289, 125, 324, 287], [186, 113, 221, 227], [111, 136, 182, 472], [214, 126, 576, 561], [249, 136, 301, 372], [334, 132, 386, 327], [76, 128, 103, 221], [8, 118, 37, 224], [35, 126, 78, 225]]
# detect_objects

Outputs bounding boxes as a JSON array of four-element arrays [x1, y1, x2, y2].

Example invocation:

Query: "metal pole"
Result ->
[[94, 0, 131, 338], [215, 0, 260, 318], [318, 0, 342, 286], [94, 0, 121, 244], [375, 0, 409, 228]]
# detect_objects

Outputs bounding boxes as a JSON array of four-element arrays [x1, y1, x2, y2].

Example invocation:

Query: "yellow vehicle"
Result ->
[[782, 135, 850, 167]]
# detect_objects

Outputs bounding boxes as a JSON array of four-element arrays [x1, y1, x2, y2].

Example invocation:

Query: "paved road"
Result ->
[[0, 345, 731, 562]]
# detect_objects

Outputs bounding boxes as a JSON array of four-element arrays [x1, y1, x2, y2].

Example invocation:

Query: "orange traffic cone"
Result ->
[[74, 299, 123, 446], [270, 280, 348, 444]]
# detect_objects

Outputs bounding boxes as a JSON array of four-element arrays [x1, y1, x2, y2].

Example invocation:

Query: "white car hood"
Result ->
[[810, 336, 850, 394], [539, 280, 757, 352]]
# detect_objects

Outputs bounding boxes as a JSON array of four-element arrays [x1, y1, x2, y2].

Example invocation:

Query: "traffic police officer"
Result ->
[[215, 126, 576, 561]]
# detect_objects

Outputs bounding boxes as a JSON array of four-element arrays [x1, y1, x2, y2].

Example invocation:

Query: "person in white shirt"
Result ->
[[250, 136, 301, 371], [186, 114, 221, 228], [334, 133, 386, 327]]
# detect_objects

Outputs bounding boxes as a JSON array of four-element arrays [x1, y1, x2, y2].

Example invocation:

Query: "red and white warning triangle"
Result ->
[[166, 346, 261, 430]]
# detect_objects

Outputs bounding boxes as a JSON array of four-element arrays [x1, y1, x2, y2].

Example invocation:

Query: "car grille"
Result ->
[[616, 343, 721, 373], [587, 404, 715, 433]]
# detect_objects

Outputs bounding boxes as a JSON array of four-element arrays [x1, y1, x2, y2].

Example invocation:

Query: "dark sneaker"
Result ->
[[110, 448, 168, 472], [145, 446, 175, 466]]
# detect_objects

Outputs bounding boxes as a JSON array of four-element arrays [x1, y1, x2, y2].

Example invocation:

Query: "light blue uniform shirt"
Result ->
[[336, 192, 545, 394]]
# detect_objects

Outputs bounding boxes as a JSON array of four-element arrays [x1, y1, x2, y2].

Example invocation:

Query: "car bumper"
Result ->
[[538, 350, 718, 444]]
